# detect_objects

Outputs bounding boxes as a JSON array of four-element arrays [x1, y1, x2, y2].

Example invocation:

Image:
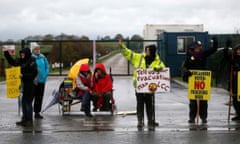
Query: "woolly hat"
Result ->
[[30, 42, 40, 52]]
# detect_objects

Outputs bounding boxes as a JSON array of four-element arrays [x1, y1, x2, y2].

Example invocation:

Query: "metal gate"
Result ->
[[21, 40, 161, 76]]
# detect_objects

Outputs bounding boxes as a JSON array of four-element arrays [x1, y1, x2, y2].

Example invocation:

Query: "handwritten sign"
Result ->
[[188, 70, 211, 100], [136, 68, 170, 93], [2, 45, 15, 55], [5, 67, 21, 98]]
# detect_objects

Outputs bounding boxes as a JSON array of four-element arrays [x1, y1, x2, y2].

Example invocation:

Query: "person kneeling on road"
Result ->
[[76, 64, 93, 117]]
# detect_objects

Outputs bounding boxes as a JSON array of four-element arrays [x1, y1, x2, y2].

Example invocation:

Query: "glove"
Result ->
[[186, 70, 192, 77], [182, 69, 192, 82], [87, 88, 93, 93], [154, 67, 163, 72]]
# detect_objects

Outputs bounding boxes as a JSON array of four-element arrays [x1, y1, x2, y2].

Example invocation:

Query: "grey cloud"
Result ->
[[0, 0, 239, 40]]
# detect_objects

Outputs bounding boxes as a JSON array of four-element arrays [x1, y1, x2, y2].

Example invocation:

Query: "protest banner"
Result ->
[[136, 68, 170, 93], [5, 66, 21, 98], [188, 70, 211, 100], [2, 45, 15, 55]]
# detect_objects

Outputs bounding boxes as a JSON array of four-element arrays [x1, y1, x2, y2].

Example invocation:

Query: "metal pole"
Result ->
[[93, 40, 96, 69], [196, 99, 200, 125], [228, 48, 234, 122], [59, 40, 62, 76], [152, 93, 156, 126]]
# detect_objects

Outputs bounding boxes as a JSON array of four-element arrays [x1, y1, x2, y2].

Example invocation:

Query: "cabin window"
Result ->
[[177, 36, 195, 54]]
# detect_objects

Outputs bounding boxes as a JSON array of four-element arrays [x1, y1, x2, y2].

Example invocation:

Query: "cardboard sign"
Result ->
[[2, 45, 15, 55], [238, 72, 240, 101], [5, 67, 21, 98], [136, 68, 170, 93], [188, 70, 211, 100]]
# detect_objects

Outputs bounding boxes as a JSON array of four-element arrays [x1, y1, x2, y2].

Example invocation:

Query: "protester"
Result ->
[[224, 42, 240, 121], [119, 39, 165, 130], [76, 64, 93, 117], [92, 63, 113, 111], [31, 42, 49, 119], [3, 47, 38, 126], [183, 39, 218, 124]]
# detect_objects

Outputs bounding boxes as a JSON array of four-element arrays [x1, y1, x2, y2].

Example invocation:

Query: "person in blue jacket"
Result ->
[[31, 42, 49, 119]]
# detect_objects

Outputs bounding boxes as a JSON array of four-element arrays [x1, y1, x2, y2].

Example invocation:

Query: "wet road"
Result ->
[[1, 53, 240, 143]]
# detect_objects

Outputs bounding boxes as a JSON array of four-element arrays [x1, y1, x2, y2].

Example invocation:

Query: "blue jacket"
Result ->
[[33, 53, 49, 83]]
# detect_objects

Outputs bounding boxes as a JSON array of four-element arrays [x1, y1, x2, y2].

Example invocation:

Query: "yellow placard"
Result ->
[[188, 70, 211, 100], [5, 67, 21, 98], [238, 72, 240, 101]]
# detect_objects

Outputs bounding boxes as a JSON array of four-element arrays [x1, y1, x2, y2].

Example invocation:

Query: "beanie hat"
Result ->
[[30, 42, 40, 52]]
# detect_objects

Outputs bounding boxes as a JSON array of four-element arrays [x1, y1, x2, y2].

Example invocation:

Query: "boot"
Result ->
[[137, 120, 144, 128], [16, 118, 33, 127], [35, 113, 43, 119]]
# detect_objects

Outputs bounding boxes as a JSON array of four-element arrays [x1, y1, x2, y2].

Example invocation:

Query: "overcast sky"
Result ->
[[0, 0, 239, 40]]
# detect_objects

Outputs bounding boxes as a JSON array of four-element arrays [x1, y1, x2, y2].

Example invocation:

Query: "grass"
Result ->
[[0, 76, 5, 82]]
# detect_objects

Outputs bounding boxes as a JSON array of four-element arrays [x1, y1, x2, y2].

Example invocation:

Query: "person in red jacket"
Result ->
[[76, 64, 93, 117], [92, 63, 113, 111]]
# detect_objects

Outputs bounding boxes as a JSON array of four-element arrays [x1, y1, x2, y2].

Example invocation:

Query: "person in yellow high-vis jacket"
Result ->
[[119, 39, 165, 130]]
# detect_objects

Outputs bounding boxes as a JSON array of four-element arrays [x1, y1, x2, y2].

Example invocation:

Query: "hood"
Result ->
[[145, 44, 156, 57], [95, 63, 106, 74], [19, 48, 32, 62], [79, 64, 91, 72]]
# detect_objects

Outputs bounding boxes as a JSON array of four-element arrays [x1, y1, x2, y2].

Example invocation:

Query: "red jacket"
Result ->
[[93, 63, 113, 94]]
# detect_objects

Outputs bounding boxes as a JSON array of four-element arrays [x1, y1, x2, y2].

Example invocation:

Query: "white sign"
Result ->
[[136, 68, 170, 93], [2, 45, 15, 55]]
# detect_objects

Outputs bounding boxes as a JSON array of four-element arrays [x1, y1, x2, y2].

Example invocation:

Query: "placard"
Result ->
[[136, 68, 170, 93], [188, 70, 211, 100], [5, 67, 21, 98]]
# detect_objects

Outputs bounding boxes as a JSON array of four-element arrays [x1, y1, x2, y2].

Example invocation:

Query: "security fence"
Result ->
[[1, 37, 240, 90], [18, 40, 162, 76]]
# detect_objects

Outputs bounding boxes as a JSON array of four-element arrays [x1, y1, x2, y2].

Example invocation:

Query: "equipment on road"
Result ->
[[57, 58, 116, 115], [58, 78, 116, 115]]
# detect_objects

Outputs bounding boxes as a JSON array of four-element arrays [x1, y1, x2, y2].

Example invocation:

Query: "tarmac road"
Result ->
[[1, 53, 240, 143]]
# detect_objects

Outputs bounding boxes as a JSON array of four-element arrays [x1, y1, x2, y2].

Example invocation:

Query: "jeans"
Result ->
[[82, 91, 91, 114], [22, 98, 33, 120]]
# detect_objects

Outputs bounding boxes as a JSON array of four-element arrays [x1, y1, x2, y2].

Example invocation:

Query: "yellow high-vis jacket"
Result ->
[[120, 43, 165, 88]]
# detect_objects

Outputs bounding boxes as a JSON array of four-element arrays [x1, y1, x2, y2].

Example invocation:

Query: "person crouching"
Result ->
[[76, 64, 93, 117]]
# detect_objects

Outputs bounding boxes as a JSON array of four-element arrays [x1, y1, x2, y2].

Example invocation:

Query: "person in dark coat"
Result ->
[[184, 38, 218, 124], [224, 43, 240, 121], [3, 47, 38, 126]]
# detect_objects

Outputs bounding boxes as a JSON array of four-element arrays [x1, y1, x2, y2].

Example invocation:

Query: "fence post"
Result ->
[[127, 40, 130, 75], [21, 40, 25, 49], [59, 40, 63, 76]]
